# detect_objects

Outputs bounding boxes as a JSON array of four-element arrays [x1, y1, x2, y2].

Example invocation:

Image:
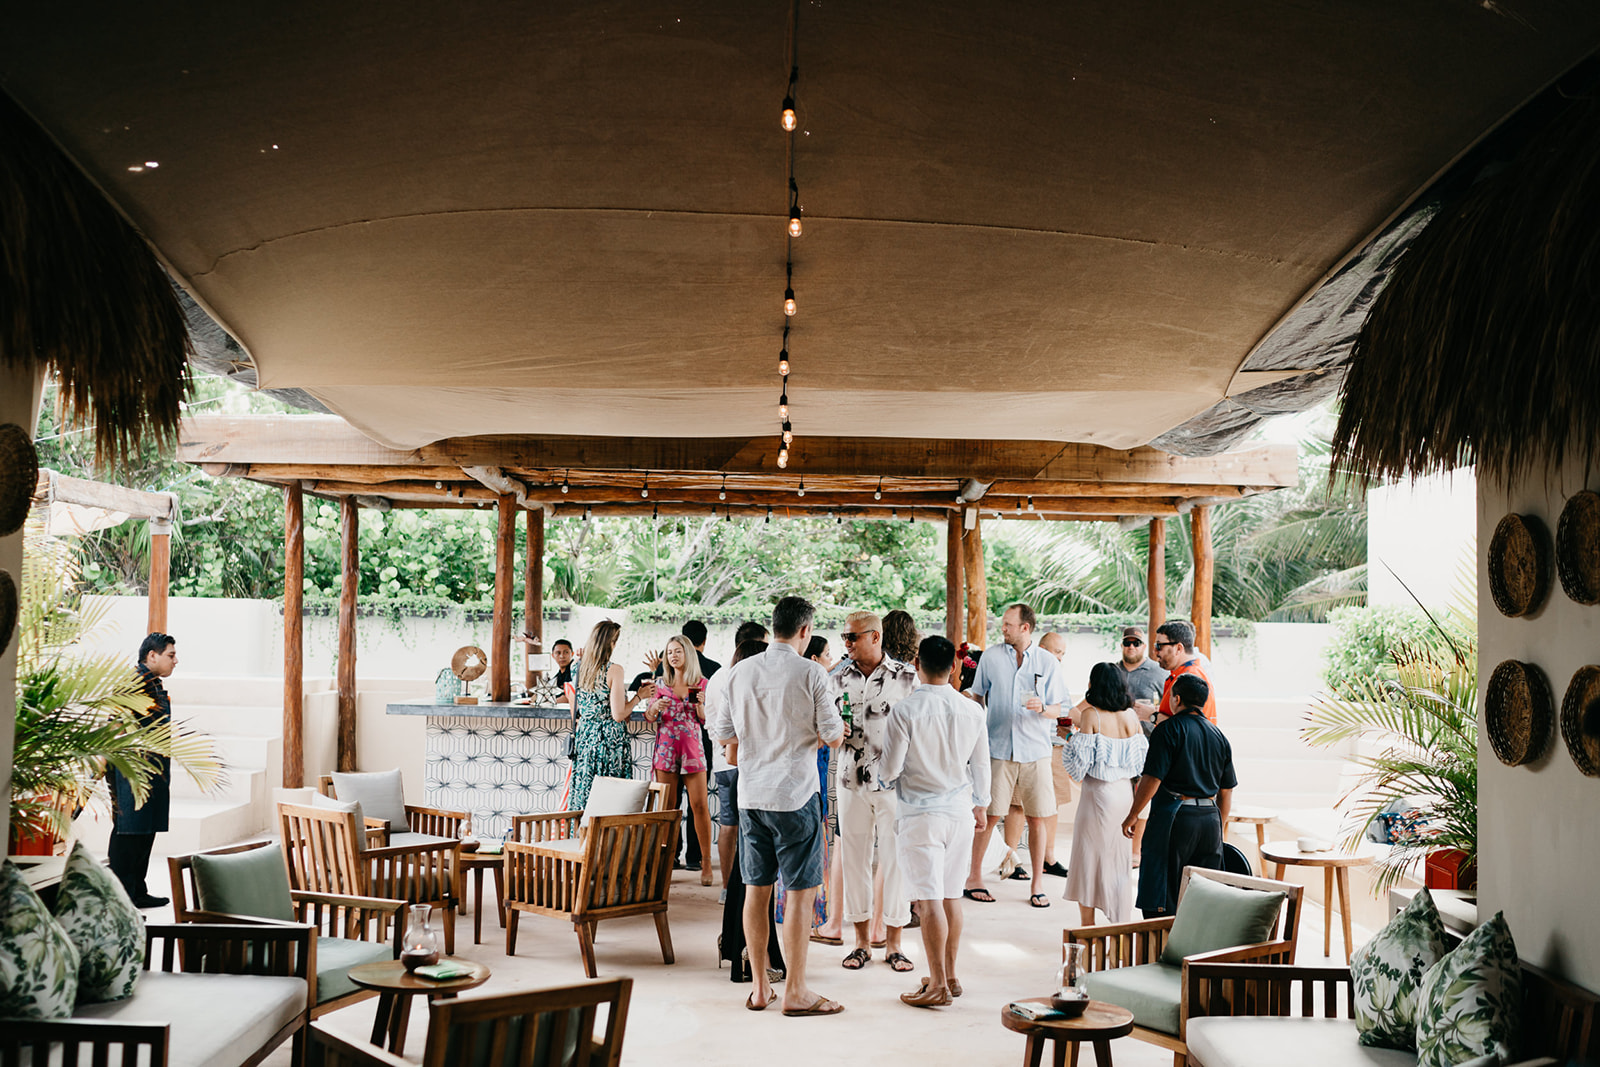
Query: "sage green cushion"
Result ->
[[191, 844, 296, 923], [0, 858, 80, 1018], [331, 769, 409, 832], [1351, 887, 1448, 1050], [52, 841, 145, 1003], [1160, 874, 1286, 965], [1081, 962, 1182, 1035], [313, 935, 392, 1005], [1414, 910, 1521, 1067]]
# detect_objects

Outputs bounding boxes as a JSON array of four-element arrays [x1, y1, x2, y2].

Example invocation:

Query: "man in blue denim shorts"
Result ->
[[708, 595, 846, 1016]]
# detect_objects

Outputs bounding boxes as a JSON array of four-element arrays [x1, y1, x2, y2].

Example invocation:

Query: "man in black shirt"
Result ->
[[549, 639, 576, 687], [1122, 673, 1235, 917]]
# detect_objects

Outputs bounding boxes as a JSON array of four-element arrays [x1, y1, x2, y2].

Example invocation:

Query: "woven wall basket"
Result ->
[[1561, 666, 1600, 778], [1488, 513, 1552, 617], [1557, 490, 1600, 605], [1486, 659, 1553, 767], [0, 423, 38, 537], [0, 570, 15, 659]]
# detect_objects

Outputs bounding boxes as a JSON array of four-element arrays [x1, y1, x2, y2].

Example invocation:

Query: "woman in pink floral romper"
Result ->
[[646, 634, 713, 884]]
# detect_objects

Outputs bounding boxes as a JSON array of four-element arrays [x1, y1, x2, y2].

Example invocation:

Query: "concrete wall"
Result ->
[[1368, 469, 1477, 613], [1478, 454, 1600, 992]]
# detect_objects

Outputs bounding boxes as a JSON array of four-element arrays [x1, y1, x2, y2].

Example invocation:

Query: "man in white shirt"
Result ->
[[880, 635, 991, 1008], [962, 603, 1068, 907], [830, 610, 918, 974], [707, 596, 846, 1017]]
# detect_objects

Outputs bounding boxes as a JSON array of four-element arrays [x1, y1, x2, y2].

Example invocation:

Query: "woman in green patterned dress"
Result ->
[[569, 620, 654, 811]]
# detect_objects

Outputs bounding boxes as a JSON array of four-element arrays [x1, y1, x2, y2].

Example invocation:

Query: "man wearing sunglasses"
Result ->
[[1151, 620, 1217, 723]]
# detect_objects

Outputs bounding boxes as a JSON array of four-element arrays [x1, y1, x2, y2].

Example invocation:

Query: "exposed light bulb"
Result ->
[[779, 352, 790, 376], [561, 472, 570, 494], [788, 209, 803, 238], [584, 505, 592, 521], [777, 450, 789, 470], [782, 421, 793, 445], [1016, 498, 1022, 513], [781, 97, 797, 131], [797, 479, 806, 497], [1027, 496, 1035, 512], [874, 478, 883, 501], [766, 507, 773, 523], [652, 503, 658, 519], [718, 478, 727, 501], [891, 508, 898, 520], [778, 394, 789, 419], [784, 288, 796, 316]]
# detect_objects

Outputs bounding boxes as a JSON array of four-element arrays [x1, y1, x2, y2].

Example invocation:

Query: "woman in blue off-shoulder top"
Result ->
[[1060, 662, 1148, 925]]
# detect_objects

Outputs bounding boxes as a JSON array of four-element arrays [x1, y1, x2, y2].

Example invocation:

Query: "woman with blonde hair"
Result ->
[[570, 620, 653, 811], [646, 633, 714, 885]]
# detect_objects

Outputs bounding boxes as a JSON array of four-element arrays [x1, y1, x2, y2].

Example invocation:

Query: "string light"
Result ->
[[641, 472, 649, 499], [783, 288, 796, 317], [778, 391, 789, 419], [584, 505, 592, 522], [874, 477, 883, 500], [719, 474, 727, 501], [891, 508, 898, 520], [779, 350, 790, 376], [777, 448, 789, 469], [652, 502, 658, 520], [782, 422, 794, 445], [1016, 498, 1022, 513], [766, 507, 773, 523], [561, 470, 570, 494], [797, 478, 806, 497], [780, 65, 798, 131], [788, 177, 803, 238], [1027, 496, 1035, 512]]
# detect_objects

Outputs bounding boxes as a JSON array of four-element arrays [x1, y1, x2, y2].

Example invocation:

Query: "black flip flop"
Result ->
[[841, 947, 871, 970], [962, 888, 995, 903], [1029, 893, 1051, 908], [1006, 865, 1029, 880]]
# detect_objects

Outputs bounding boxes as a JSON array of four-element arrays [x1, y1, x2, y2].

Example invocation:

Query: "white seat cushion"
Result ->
[[388, 832, 457, 849], [72, 970, 306, 1067], [1187, 1017, 1419, 1067]]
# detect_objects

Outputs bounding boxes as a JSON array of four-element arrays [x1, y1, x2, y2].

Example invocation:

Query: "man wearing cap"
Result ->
[[831, 610, 919, 973]]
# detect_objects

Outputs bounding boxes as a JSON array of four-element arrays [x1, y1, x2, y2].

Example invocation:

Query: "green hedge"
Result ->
[[1320, 605, 1471, 696]]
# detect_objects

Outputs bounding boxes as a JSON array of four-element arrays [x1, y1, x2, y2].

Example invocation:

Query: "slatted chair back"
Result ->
[[319, 773, 469, 840], [578, 812, 677, 916], [644, 782, 669, 811], [280, 800, 368, 898]]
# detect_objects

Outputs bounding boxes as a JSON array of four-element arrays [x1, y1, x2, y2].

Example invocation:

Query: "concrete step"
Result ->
[[1231, 756, 1347, 798], [163, 675, 286, 708], [170, 762, 263, 807], [1227, 725, 1352, 762], [160, 798, 261, 853], [173, 704, 283, 738]]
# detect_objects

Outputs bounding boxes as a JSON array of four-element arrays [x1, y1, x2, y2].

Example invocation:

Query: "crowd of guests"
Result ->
[[544, 599, 1237, 1014]]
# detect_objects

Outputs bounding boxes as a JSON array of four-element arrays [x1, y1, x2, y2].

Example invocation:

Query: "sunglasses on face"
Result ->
[[840, 631, 878, 643], [1122, 639, 1143, 647], [1154, 641, 1176, 650]]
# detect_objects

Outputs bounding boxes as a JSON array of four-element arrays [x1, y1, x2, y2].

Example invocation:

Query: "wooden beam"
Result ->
[[490, 494, 515, 702], [145, 522, 170, 635], [946, 511, 965, 642], [40, 469, 176, 521], [986, 480, 1256, 499], [1191, 505, 1215, 658], [337, 498, 358, 772], [199, 462, 466, 483], [283, 483, 305, 788], [963, 513, 987, 647], [524, 508, 544, 690], [1147, 517, 1166, 644]]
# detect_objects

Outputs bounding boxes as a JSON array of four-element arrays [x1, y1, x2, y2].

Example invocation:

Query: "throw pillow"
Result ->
[[330, 769, 409, 833], [0, 858, 80, 1018], [52, 842, 144, 1003], [1351, 887, 1448, 1049], [191, 844, 296, 923], [1159, 874, 1285, 966], [578, 776, 650, 829], [311, 792, 368, 849], [1414, 910, 1521, 1067]]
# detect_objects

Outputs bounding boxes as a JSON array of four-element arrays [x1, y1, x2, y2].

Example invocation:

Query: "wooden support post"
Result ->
[[491, 494, 515, 702], [283, 484, 305, 788], [146, 518, 171, 635], [524, 508, 545, 690], [337, 498, 359, 772], [945, 511, 965, 641], [1147, 517, 1166, 643], [963, 513, 988, 647], [1190, 505, 1215, 658]]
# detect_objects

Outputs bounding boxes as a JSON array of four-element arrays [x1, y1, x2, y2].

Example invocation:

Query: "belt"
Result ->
[[1175, 796, 1216, 807]]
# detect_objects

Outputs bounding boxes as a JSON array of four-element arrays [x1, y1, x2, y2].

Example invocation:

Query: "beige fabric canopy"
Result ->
[[5, 2, 1599, 454]]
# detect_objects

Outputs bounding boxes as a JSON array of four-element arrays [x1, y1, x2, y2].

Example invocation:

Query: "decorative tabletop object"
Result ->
[[1485, 659, 1553, 767], [450, 645, 488, 705], [1488, 512, 1551, 617], [1557, 490, 1600, 605]]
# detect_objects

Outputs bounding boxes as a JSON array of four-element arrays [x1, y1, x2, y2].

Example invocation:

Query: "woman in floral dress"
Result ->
[[646, 634, 712, 885], [570, 620, 653, 812]]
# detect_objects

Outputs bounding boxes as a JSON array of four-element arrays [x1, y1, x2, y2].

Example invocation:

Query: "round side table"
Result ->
[[1000, 998, 1134, 1067], [1225, 806, 1278, 870], [347, 958, 491, 1053], [459, 851, 506, 944], [1259, 840, 1378, 962]]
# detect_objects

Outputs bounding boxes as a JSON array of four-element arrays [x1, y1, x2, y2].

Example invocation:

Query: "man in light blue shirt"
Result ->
[[961, 603, 1068, 907]]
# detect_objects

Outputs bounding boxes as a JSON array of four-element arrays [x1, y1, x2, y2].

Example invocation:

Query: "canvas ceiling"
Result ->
[[5, 2, 1599, 455]]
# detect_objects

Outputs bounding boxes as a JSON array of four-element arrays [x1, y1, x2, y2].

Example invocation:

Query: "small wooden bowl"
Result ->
[[1049, 993, 1091, 1017], [1560, 666, 1600, 778], [1485, 660, 1552, 767], [1488, 513, 1552, 617], [1557, 491, 1600, 605]]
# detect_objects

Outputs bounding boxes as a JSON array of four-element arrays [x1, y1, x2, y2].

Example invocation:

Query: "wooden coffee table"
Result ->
[[1000, 998, 1134, 1067], [1260, 840, 1379, 962], [459, 851, 506, 944], [347, 958, 491, 1052]]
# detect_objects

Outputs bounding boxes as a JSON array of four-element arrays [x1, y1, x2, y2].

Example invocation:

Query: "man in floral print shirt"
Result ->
[[830, 610, 919, 974]]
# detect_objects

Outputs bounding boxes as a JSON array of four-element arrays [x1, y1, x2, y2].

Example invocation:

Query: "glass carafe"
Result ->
[[400, 904, 441, 971], [1055, 942, 1090, 1010]]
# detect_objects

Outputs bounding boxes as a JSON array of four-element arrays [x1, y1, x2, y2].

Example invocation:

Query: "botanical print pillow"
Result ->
[[1414, 910, 1522, 1067], [52, 841, 145, 1002], [1351, 887, 1448, 1048], [0, 858, 80, 1018]]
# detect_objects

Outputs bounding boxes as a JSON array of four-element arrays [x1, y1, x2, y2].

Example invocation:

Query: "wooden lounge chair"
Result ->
[[317, 772, 468, 846], [278, 800, 461, 955], [307, 977, 633, 1067]]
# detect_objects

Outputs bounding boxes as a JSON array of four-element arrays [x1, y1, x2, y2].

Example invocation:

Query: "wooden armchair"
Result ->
[[169, 840, 403, 1016], [503, 808, 679, 978], [279, 800, 461, 955], [1065, 866, 1303, 1067], [317, 774, 468, 844], [307, 978, 633, 1067]]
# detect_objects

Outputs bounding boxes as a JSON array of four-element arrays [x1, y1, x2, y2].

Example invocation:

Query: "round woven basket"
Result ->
[[0, 423, 39, 538], [1485, 659, 1553, 767], [1560, 665, 1600, 778], [0, 570, 16, 659], [451, 645, 489, 682], [1557, 490, 1600, 605], [1487, 513, 1551, 617]]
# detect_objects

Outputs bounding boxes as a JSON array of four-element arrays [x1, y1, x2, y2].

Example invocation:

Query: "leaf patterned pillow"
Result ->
[[1351, 886, 1448, 1049], [52, 842, 145, 1003], [1414, 910, 1522, 1067], [0, 858, 80, 1018]]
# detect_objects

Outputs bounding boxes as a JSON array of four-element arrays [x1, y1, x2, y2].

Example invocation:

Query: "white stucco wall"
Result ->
[[1368, 469, 1477, 613], [1478, 456, 1600, 992]]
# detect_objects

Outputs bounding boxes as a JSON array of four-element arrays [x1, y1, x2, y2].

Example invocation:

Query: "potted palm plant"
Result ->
[[1303, 609, 1478, 893], [10, 524, 222, 852]]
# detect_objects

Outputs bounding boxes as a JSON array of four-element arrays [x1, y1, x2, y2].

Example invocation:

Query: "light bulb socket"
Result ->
[[783, 288, 796, 316]]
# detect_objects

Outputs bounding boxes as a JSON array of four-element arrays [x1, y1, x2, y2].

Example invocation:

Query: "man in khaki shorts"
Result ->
[[960, 603, 1068, 908]]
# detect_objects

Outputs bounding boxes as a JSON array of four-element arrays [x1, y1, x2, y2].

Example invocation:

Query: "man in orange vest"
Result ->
[[1149, 620, 1217, 723]]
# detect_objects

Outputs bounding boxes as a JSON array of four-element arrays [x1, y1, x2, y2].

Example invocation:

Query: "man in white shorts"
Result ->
[[880, 635, 991, 1008]]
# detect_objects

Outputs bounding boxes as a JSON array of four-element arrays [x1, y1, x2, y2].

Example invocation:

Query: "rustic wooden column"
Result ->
[[962, 513, 988, 646], [490, 494, 515, 702], [337, 497, 359, 772], [945, 510, 965, 641], [283, 484, 305, 788], [145, 517, 171, 635], [524, 507, 545, 690], [1147, 517, 1166, 643], [1190, 505, 1215, 658]]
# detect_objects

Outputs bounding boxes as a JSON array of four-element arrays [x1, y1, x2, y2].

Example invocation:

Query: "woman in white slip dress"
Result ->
[[1061, 662, 1148, 925]]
